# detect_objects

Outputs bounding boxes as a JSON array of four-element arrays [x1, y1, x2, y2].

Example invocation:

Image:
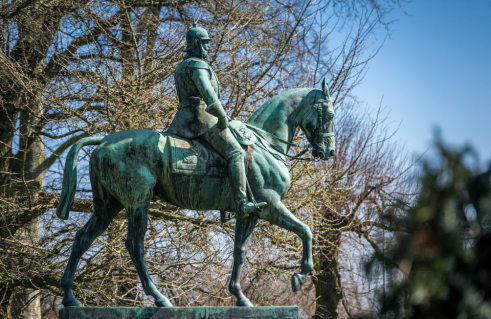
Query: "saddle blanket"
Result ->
[[168, 136, 228, 177], [168, 120, 256, 177]]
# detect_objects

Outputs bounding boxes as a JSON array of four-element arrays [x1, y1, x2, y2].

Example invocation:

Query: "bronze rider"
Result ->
[[167, 22, 267, 218]]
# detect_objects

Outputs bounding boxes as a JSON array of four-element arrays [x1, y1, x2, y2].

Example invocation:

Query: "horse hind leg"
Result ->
[[125, 203, 172, 307], [60, 188, 122, 307]]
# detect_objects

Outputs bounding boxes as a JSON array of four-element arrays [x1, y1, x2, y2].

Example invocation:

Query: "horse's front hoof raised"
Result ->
[[291, 273, 307, 292]]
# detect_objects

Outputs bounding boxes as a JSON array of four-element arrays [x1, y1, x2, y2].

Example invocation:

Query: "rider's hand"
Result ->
[[217, 116, 229, 130]]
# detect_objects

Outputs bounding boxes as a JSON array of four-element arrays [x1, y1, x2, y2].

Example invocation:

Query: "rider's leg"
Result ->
[[202, 126, 267, 218]]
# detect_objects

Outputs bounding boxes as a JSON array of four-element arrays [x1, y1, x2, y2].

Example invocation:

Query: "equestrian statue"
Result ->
[[56, 22, 336, 308]]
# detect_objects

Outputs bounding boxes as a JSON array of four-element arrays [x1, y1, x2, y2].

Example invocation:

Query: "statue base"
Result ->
[[59, 306, 299, 319]]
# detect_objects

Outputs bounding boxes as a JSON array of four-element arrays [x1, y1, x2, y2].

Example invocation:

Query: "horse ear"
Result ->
[[321, 78, 330, 99]]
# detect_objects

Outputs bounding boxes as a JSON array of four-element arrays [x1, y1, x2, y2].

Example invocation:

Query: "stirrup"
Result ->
[[237, 200, 267, 219]]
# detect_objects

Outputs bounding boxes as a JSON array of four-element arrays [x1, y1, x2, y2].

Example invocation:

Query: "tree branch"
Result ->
[[34, 133, 89, 177]]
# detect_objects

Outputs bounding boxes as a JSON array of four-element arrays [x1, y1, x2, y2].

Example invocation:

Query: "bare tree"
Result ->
[[0, 0, 408, 318]]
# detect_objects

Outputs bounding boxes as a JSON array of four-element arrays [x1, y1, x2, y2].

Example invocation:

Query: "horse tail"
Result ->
[[56, 137, 104, 220]]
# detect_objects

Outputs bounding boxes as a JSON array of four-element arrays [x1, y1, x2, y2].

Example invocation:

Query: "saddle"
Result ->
[[168, 120, 256, 177]]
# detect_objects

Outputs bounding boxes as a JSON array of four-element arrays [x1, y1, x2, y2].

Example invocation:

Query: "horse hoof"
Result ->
[[291, 273, 307, 292], [236, 297, 254, 307], [62, 297, 80, 308], [156, 299, 173, 307], [255, 202, 268, 212]]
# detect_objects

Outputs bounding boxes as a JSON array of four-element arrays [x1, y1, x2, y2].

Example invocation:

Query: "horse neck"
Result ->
[[247, 88, 317, 152]]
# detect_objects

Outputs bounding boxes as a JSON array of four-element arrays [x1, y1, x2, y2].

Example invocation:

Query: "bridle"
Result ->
[[311, 95, 335, 159]]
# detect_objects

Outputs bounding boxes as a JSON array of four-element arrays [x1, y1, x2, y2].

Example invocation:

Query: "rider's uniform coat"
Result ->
[[167, 57, 221, 138]]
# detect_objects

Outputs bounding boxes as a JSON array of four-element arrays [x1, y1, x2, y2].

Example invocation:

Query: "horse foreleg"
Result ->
[[125, 204, 172, 307], [264, 201, 313, 292], [60, 206, 120, 307], [228, 215, 258, 307]]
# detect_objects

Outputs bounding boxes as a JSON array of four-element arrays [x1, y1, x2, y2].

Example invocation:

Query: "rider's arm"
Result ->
[[191, 68, 228, 121]]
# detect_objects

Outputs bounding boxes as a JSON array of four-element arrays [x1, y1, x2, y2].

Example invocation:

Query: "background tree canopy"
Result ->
[[0, 1, 409, 318]]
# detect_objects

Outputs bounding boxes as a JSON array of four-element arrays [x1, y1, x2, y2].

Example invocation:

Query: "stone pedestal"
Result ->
[[59, 306, 299, 319]]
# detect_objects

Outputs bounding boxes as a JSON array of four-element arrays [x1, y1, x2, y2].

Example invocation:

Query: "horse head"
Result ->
[[299, 78, 335, 160]]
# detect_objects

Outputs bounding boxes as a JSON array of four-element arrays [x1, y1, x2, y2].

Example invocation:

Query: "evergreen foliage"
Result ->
[[366, 140, 491, 318]]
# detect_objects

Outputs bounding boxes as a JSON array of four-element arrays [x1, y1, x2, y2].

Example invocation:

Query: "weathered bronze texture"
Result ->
[[56, 23, 335, 309]]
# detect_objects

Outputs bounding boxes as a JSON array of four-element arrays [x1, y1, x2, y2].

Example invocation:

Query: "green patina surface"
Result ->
[[59, 307, 298, 319], [56, 83, 335, 308], [56, 22, 336, 309]]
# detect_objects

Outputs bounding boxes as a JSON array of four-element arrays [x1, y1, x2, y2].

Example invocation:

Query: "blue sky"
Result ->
[[354, 0, 491, 164]]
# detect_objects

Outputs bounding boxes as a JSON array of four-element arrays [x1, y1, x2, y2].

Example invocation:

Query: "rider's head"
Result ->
[[183, 21, 211, 59]]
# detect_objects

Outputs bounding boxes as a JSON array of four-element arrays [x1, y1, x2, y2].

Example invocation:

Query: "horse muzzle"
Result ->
[[312, 144, 335, 160]]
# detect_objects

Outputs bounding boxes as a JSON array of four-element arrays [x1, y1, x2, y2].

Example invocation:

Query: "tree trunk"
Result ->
[[10, 108, 45, 319], [10, 216, 42, 318], [314, 231, 342, 319]]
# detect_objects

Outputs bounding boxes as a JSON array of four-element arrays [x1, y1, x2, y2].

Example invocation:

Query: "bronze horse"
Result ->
[[57, 79, 335, 307]]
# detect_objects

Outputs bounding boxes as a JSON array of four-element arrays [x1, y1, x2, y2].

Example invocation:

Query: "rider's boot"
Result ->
[[229, 150, 267, 219], [236, 197, 267, 219]]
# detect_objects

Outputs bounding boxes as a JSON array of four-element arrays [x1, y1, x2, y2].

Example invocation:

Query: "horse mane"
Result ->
[[247, 87, 318, 124]]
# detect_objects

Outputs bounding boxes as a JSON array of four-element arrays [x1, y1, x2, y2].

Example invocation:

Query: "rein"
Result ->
[[244, 123, 315, 162]]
